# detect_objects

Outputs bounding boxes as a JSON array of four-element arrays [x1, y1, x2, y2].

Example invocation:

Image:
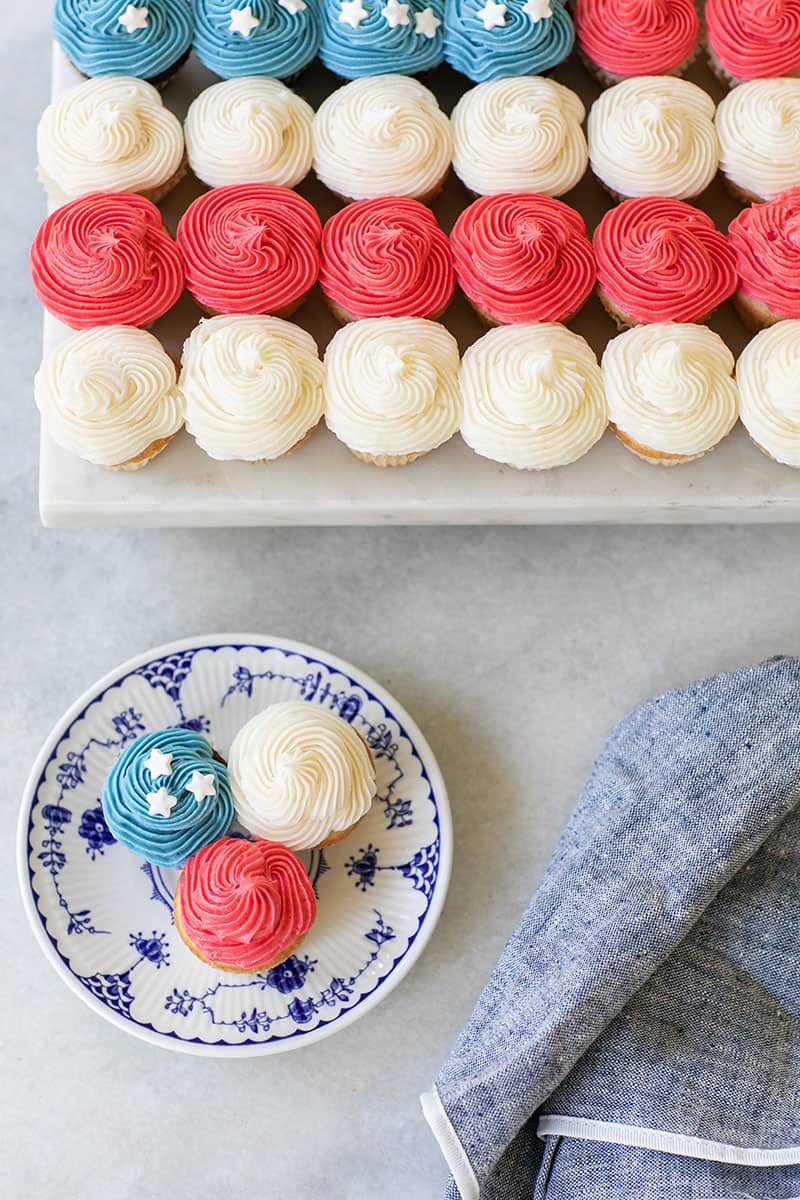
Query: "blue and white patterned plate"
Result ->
[[18, 635, 451, 1056]]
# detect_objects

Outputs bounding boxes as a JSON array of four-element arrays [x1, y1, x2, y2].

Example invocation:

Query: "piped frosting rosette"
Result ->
[[460, 324, 607, 469], [716, 80, 800, 203], [451, 77, 587, 197], [444, 0, 574, 84], [706, 0, 800, 82], [319, 198, 454, 320], [737, 321, 800, 467], [30, 191, 184, 329], [53, 0, 193, 82], [594, 198, 737, 326], [313, 75, 453, 201], [176, 184, 321, 316], [450, 193, 595, 325], [193, 0, 321, 80], [588, 77, 719, 200], [180, 315, 324, 461], [320, 0, 445, 78], [728, 188, 800, 323], [574, 0, 699, 79]]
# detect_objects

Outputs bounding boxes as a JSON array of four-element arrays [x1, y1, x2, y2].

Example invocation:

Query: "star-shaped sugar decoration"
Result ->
[[279, 0, 307, 11], [146, 786, 178, 818], [143, 747, 173, 779], [382, 0, 410, 26], [229, 4, 261, 37], [118, 3, 149, 32], [186, 771, 217, 804], [477, 0, 507, 29], [415, 6, 442, 36], [522, 0, 552, 20], [340, 0, 368, 26]]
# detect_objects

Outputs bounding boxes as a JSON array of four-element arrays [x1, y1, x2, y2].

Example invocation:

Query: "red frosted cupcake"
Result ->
[[450, 193, 595, 326], [177, 184, 321, 318], [575, 0, 700, 84], [706, 0, 800, 85], [728, 188, 800, 330], [174, 836, 317, 974], [594, 197, 737, 328], [319, 198, 455, 323], [30, 192, 184, 330]]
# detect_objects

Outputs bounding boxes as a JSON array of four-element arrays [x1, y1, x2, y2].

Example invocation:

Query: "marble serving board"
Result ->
[[39, 43, 800, 525]]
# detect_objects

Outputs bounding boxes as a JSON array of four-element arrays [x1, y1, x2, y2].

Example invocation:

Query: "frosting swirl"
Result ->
[[706, 0, 800, 82], [594, 197, 737, 325], [602, 323, 738, 458], [460, 324, 607, 469], [184, 77, 313, 189], [451, 78, 587, 198], [102, 729, 234, 868], [180, 315, 324, 461], [53, 0, 193, 81], [574, 0, 699, 78], [450, 193, 595, 324], [35, 325, 184, 467], [228, 701, 377, 851], [313, 75, 452, 201], [737, 321, 800, 466], [176, 837, 317, 972], [320, 0, 444, 77], [716, 80, 800, 202], [587, 76, 719, 200], [30, 191, 184, 329], [37, 76, 184, 203], [444, 0, 574, 83], [320, 198, 454, 320], [728, 188, 800, 320], [176, 184, 321, 315], [193, 0, 321, 80]]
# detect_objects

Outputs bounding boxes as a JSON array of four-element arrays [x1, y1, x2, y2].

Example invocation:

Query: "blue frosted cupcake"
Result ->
[[102, 729, 234, 868], [193, 0, 321, 79], [444, 0, 574, 83], [320, 0, 445, 78], [53, 0, 194, 87]]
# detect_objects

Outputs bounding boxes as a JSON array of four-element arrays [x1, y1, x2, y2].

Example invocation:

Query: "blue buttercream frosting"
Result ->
[[53, 0, 194, 80], [444, 0, 574, 83], [193, 0, 322, 79], [102, 729, 234, 869], [320, 0, 444, 79]]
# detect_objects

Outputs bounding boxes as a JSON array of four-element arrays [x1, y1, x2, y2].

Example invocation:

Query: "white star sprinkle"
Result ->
[[339, 0, 369, 26], [414, 6, 441, 36], [143, 747, 173, 779], [522, 0, 552, 19], [186, 771, 217, 803], [382, 0, 410, 26], [279, 0, 307, 11], [477, 0, 507, 29], [118, 3, 149, 32], [146, 786, 178, 818], [229, 5, 261, 36]]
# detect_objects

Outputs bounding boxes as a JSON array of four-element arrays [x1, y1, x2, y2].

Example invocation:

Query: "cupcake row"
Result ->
[[34, 316, 800, 472]]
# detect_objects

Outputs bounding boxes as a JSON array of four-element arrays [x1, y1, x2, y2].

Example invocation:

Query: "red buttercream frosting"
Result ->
[[594, 197, 737, 324], [177, 837, 317, 972], [706, 0, 800, 80], [575, 0, 699, 77], [319, 198, 455, 320], [30, 192, 184, 329], [177, 184, 321, 315], [450, 193, 595, 324], [728, 187, 800, 319]]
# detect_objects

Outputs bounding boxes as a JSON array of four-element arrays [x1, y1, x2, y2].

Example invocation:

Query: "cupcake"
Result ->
[[30, 192, 184, 330], [102, 729, 234, 869], [319, 198, 454, 322], [737, 321, 800, 467], [594, 198, 737, 328], [602, 324, 739, 465], [706, 0, 800, 86], [313, 74, 452, 202], [587, 77, 719, 202], [180, 315, 324, 461], [174, 837, 317, 974], [716, 80, 800, 204], [184, 77, 314, 190], [444, 0, 574, 84], [728, 189, 800, 330], [320, 0, 445, 78], [176, 184, 321, 317], [460, 324, 607, 470], [53, 0, 193, 88], [35, 326, 184, 470], [228, 701, 377, 850], [193, 0, 321, 80], [450, 193, 595, 326], [574, 0, 700, 85], [451, 78, 587, 198]]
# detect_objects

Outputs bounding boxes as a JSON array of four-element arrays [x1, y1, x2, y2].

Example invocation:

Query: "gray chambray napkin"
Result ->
[[422, 657, 800, 1200]]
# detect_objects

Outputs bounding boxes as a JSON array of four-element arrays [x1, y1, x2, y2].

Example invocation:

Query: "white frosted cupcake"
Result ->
[[324, 317, 461, 466], [180, 315, 324, 463], [452, 77, 587, 198], [737, 321, 800, 467], [184, 77, 314, 190], [35, 326, 184, 470], [716, 80, 800, 204], [588, 76, 719, 201], [313, 75, 453, 202], [460, 325, 606, 470], [602, 324, 738, 465], [228, 701, 377, 851], [37, 75, 185, 205]]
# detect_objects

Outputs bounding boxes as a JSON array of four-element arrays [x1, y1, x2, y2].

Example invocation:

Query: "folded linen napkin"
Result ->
[[422, 658, 800, 1199]]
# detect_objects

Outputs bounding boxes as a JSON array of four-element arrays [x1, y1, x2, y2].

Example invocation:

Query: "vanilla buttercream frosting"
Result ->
[[737, 320, 800, 467], [716, 79, 800, 202]]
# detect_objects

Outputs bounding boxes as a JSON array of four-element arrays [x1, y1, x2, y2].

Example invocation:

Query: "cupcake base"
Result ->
[[597, 287, 718, 330], [733, 290, 785, 333], [174, 888, 305, 975], [719, 174, 764, 207], [351, 448, 424, 468], [196, 291, 311, 321], [109, 434, 176, 472], [323, 294, 451, 325], [578, 42, 700, 88], [610, 422, 706, 466]]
